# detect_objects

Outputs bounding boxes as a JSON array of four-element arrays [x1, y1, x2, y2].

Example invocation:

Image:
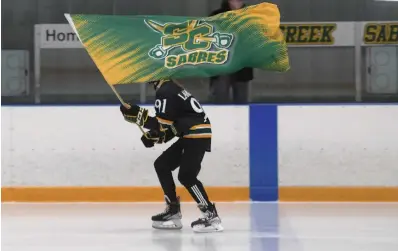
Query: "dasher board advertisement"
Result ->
[[35, 24, 83, 48], [362, 22, 398, 45], [280, 22, 354, 47]]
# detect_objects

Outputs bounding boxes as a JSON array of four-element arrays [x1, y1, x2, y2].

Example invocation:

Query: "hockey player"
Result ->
[[119, 79, 223, 233]]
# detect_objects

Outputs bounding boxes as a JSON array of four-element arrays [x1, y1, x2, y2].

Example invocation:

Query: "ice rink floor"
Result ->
[[2, 202, 398, 251]]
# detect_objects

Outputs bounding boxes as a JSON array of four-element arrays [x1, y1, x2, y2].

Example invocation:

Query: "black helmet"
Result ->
[[147, 79, 170, 90], [147, 80, 160, 86]]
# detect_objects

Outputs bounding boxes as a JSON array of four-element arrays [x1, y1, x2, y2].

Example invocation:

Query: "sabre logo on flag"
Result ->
[[145, 19, 234, 69]]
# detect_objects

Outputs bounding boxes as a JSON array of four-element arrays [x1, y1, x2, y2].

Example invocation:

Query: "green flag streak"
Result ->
[[66, 3, 289, 85]]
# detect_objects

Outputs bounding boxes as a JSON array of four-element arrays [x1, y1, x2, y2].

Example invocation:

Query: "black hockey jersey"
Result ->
[[143, 80, 211, 140]]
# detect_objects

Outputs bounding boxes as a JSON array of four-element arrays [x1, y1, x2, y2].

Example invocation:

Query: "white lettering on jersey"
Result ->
[[177, 89, 208, 122], [177, 90, 192, 100]]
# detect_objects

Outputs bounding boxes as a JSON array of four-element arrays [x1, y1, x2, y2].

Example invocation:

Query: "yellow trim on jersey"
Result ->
[[190, 124, 211, 130], [157, 117, 173, 125], [183, 133, 212, 139]]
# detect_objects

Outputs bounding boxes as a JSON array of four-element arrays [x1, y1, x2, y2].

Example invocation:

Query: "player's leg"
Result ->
[[154, 139, 183, 202], [152, 139, 184, 230], [178, 138, 223, 233]]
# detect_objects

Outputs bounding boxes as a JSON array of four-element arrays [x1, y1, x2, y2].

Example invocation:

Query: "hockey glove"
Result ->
[[140, 129, 165, 148], [120, 104, 148, 126], [141, 134, 155, 148]]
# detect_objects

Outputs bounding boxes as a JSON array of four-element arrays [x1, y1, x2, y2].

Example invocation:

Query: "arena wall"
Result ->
[[276, 105, 398, 201], [1, 104, 398, 202]]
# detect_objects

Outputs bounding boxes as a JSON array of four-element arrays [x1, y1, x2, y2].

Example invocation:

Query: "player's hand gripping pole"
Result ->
[[109, 84, 145, 134]]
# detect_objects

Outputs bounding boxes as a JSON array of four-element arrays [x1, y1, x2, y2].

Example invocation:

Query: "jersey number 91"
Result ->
[[155, 98, 204, 114]]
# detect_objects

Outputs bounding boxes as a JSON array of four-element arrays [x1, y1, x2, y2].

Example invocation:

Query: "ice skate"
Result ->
[[152, 196, 182, 230], [191, 203, 223, 233]]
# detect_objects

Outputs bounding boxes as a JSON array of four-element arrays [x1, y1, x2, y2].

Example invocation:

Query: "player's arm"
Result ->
[[130, 95, 180, 147], [152, 94, 181, 143], [119, 96, 179, 144], [119, 104, 170, 148]]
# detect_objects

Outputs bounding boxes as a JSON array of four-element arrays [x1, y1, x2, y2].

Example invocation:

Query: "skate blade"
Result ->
[[152, 219, 183, 230], [192, 223, 224, 233]]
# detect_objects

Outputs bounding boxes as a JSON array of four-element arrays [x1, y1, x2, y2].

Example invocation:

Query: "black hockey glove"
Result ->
[[120, 104, 148, 126], [141, 134, 155, 148], [140, 129, 165, 148]]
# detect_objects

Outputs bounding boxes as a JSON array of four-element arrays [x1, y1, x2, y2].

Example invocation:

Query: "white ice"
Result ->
[[2, 202, 398, 251]]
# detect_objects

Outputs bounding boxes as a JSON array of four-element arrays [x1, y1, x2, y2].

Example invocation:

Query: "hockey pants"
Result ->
[[154, 138, 212, 206]]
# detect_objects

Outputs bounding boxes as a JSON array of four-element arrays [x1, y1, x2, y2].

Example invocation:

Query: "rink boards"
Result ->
[[1, 104, 398, 202]]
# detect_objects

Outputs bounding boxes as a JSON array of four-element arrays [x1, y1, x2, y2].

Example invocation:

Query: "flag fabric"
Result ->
[[65, 2, 289, 85]]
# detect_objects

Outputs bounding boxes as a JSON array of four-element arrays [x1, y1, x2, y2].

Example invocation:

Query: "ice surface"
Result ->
[[2, 202, 398, 251]]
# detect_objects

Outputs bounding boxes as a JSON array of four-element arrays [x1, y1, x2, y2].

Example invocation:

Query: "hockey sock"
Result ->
[[187, 182, 212, 207], [156, 170, 178, 203], [162, 185, 178, 203]]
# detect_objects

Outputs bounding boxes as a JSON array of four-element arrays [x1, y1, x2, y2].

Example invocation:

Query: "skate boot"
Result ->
[[191, 203, 223, 233], [152, 196, 182, 230]]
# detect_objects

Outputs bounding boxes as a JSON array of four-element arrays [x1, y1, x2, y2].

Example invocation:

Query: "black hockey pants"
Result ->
[[154, 138, 212, 206]]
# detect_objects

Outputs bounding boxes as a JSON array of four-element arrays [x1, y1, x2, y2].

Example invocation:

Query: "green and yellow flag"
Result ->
[[65, 2, 289, 85]]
